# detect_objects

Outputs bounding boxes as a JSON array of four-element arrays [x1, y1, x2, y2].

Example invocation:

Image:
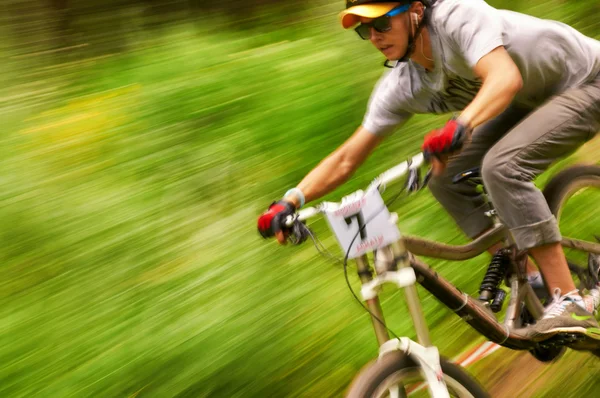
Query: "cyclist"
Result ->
[[257, 0, 600, 341]]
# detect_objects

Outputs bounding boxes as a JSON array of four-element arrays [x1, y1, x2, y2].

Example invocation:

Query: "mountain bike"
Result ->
[[283, 153, 600, 397]]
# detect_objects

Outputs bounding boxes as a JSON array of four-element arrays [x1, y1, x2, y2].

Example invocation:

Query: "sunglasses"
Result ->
[[354, 4, 411, 40]]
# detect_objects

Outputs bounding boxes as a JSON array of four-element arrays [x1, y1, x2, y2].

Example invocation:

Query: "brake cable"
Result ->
[[293, 165, 421, 341]]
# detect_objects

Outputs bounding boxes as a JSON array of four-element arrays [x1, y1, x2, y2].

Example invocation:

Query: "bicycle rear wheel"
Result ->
[[543, 165, 600, 291], [346, 351, 489, 398]]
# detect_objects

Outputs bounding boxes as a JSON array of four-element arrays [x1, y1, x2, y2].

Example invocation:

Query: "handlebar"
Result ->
[[286, 153, 426, 226]]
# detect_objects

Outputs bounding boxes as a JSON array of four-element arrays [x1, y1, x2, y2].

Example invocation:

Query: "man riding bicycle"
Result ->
[[257, 0, 600, 341]]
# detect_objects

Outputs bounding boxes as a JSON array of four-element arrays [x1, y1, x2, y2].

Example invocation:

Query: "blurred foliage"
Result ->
[[1, 0, 599, 397]]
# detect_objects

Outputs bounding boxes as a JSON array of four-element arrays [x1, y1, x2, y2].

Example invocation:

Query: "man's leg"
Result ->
[[428, 105, 540, 279], [529, 243, 574, 295], [428, 105, 531, 239], [481, 74, 600, 340]]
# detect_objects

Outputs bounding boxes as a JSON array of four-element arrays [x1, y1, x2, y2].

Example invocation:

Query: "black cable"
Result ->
[[341, 179, 415, 341], [298, 160, 421, 339], [301, 223, 345, 268]]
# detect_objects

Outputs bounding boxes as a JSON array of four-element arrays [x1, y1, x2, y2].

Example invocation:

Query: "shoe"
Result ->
[[583, 287, 600, 314], [524, 289, 600, 342]]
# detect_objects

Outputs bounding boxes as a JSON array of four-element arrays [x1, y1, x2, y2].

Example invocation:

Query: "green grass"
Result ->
[[1, 1, 599, 397]]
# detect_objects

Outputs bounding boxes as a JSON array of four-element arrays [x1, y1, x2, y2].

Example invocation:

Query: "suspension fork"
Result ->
[[355, 255, 390, 346], [391, 240, 432, 347], [355, 241, 433, 347]]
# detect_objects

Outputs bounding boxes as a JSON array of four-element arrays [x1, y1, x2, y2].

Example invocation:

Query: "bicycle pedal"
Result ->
[[566, 335, 600, 351], [541, 332, 600, 352], [560, 333, 584, 343], [541, 333, 583, 348]]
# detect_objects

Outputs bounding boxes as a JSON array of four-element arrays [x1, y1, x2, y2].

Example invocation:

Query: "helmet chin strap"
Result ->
[[384, 7, 430, 68]]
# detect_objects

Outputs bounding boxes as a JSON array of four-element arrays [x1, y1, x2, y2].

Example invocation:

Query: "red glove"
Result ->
[[257, 200, 296, 239], [422, 119, 469, 160]]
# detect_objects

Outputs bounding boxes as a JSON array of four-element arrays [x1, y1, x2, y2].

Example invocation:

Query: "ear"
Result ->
[[411, 12, 418, 27], [409, 1, 426, 22]]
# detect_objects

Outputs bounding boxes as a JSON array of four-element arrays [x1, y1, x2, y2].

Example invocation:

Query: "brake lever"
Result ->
[[422, 168, 433, 188], [406, 167, 421, 192], [288, 220, 310, 245]]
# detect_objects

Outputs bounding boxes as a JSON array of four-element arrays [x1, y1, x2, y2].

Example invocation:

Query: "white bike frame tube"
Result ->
[[380, 338, 450, 398], [292, 154, 425, 225], [355, 255, 391, 346], [369, 153, 425, 191], [391, 240, 432, 347]]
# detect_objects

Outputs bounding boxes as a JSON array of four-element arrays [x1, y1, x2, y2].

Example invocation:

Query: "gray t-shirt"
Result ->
[[363, 0, 600, 135]]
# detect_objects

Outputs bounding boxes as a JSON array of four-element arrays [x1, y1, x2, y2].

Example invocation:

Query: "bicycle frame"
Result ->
[[292, 153, 600, 355], [355, 215, 600, 353], [357, 231, 531, 349]]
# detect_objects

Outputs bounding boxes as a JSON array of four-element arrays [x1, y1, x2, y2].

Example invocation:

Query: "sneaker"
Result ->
[[583, 287, 600, 314], [524, 289, 600, 342]]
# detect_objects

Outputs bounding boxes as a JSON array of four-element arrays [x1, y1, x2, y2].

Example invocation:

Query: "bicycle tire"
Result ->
[[346, 351, 490, 398], [543, 164, 600, 217], [543, 165, 600, 289]]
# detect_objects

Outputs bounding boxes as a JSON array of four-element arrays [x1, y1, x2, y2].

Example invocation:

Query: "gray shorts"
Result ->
[[428, 74, 600, 250]]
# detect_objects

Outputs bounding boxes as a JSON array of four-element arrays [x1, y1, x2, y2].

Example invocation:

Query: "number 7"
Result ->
[[345, 211, 367, 240]]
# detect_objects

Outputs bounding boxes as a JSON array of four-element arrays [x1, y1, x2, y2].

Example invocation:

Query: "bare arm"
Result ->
[[283, 126, 384, 208], [429, 47, 523, 175], [459, 46, 523, 129]]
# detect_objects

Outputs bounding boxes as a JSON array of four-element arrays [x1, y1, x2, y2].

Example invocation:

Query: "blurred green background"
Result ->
[[1, 1, 599, 397]]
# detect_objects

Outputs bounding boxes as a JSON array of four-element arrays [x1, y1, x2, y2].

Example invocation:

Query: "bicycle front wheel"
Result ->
[[346, 351, 489, 398]]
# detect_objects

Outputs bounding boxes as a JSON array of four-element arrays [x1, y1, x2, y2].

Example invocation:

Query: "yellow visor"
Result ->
[[339, 3, 400, 29]]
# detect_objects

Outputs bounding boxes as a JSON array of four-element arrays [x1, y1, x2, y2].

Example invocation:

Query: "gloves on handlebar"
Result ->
[[421, 119, 470, 161], [257, 200, 296, 238]]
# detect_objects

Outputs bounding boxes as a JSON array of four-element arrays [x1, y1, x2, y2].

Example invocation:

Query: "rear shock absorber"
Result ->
[[479, 248, 510, 312]]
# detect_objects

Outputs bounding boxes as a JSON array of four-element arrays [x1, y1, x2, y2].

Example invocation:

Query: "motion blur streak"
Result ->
[[1, 1, 599, 397]]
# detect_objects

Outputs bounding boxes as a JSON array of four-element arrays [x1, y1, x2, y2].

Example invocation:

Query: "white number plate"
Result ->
[[324, 188, 401, 259]]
